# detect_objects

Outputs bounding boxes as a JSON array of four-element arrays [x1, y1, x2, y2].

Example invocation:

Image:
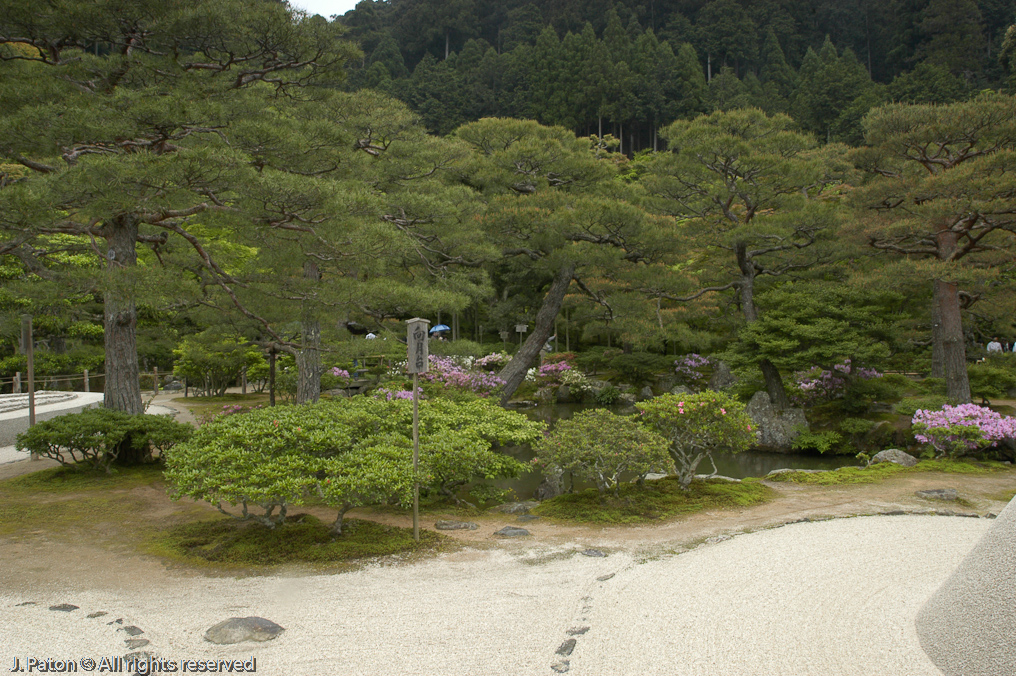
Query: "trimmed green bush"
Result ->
[[534, 409, 672, 498], [16, 408, 193, 472]]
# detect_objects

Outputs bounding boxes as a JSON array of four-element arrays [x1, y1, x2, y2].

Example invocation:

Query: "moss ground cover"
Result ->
[[766, 459, 1011, 486], [532, 477, 775, 525], [146, 515, 445, 568]]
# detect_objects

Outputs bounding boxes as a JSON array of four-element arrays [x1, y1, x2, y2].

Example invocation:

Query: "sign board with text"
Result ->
[[406, 318, 430, 374]]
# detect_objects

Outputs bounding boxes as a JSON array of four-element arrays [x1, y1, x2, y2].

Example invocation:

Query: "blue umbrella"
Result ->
[[429, 324, 451, 334]]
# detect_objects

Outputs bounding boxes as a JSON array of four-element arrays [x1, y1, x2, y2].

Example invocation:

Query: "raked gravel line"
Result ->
[[0, 514, 990, 676]]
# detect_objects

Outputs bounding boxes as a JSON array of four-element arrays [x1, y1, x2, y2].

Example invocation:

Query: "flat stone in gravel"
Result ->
[[871, 448, 918, 467], [766, 468, 829, 478], [204, 617, 285, 645], [494, 501, 540, 515], [917, 488, 958, 501], [434, 520, 478, 530], [48, 604, 78, 612], [124, 639, 150, 650], [580, 549, 605, 557], [121, 626, 144, 636], [494, 526, 530, 537], [15, 602, 36, 607], [87, 611, 107, 618], [556, 638, 577, 656], [516, 514, 540, 522]]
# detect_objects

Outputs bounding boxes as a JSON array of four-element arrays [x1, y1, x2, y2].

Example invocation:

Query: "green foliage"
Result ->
[[608, 352, 671, 386], [428, 339, 488, 359], [968, 359, 1016, 400], [768, 459, 1009, 485], [172, 334, 265, 397], [790, 427, 843, 454], [532, 476, 774, 525], [637, 392, 754, 489], [16, 408, 193, 472], [574, 347, 623, 374], [593, 384, 622, 406], [164, 397, 542, 531], [894, 396, 950, 417], [534, 409, 672, 497]]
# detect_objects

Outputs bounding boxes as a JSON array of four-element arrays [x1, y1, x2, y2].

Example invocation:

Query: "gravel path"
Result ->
[[0, 515, 990, 675]]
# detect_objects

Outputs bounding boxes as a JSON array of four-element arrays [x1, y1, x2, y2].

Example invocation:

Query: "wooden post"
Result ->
[[269, 349, 276, 407], [22, 315, 37, 460], [83, 369, 89, 392], [13, 371, 21, 394], [406, 317, 430, 544], [153, 367, 159, 395], [184, 378, 188, 398], [241, 368, 247, 395]]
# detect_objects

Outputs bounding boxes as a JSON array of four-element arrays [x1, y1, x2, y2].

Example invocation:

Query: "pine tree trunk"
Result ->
[[935, 279, 971, 403], [297, 261, 322, 404], [498, 263, 575, 403], [735, 241, 790, 409], [931, 301, 945, 378], [103, 214, 143, 415]]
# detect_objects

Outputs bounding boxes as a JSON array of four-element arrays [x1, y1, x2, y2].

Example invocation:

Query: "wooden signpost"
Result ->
[[406, 317, 430, 543]]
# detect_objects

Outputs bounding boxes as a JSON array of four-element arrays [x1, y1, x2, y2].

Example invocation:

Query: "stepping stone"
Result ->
[[917, 488, 958, 501], [87, 611, 107, 618], [49, 604, 78, 612], [516, 514, 540, 522], [596, 573, 615, 582], [567, 627, 590, 636], [124, 639, 150, 650], [556, 638, 576, 656], [434, 520, 478, 531], [551, 660, 570, 673], [15, 602, 36, 607], [204, 617, 285, 645], [581, 549, 605, 557], [107, 619, 123, 625], [494, 526, 530, 537], [121, 626, 144, 636]]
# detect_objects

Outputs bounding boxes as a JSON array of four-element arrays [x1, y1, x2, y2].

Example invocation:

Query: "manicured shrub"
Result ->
[[164, 398, 543, 533], [535, 409, 672, 498], [16, 408, 193, 472], [636, 392, 755, 489]]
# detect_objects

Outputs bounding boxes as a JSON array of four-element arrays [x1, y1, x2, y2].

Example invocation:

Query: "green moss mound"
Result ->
[[767, 459, 1011, 485], [149, 515, 444, 567], [532, 477, 775, 525]]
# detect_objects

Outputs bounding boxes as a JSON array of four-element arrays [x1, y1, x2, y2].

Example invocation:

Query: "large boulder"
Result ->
[[533, 467, 563, 501], [204, 617, 284, 645], [707, 361, 738, 391], [555, 385, 572, 404], [638, 386, 654, 401], [745, 391, 809, 452], [670, 385, 693, 396], [870, 448, 918, 467]]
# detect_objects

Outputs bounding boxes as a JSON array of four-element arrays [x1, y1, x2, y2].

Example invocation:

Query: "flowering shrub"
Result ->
[[543, 352, 577, 365], [474, 352, 509, 370], [636, 392, 755, 489], [330, 367, 351, 379], [421, 355, 505, 397], [559, 367, 594, 393], [912, 404, 1016, 458], [198, 403, 263, 425], [373, 387, 422, 401], [790, 360, 882, 406], [534, 409, 672, 498], [674, 353, 710, 385], [536, 360, 572, 383]]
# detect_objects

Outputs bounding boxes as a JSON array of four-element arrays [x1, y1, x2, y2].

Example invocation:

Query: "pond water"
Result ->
[[490, 403, 859, 500]]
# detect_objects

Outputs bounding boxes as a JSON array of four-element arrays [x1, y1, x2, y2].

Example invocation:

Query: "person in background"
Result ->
[[986, 337, 1003, 353], [365, 332, 377, 340]]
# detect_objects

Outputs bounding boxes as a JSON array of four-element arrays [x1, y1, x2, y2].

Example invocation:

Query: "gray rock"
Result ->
[[871, 448, 918, 467], [707, 361, 738, 391], [616, 393, 637, 407], [638, 385, 654, 401], [596, 573, 615, 582], [551, 661, 570, 673], [49, 604, 78, 612], [765, 468, 829, 478], [556, 638, 577, 656], [533, 467, 563, 501], [15, 602, 36, 607], [495, 500, 540, 515], [669, 385, 693, 396], [516, 514, 541, 523], [121, 626, 144, 637], [746, 392, 809, 451], [434, 520, 478, 531], [643, 472, 669, 481], [87, 611, 107, 618], [204, 617, 285, 645], [917, 488, 959, 501], [124, 639, 150, 650], [694, 474, 741, 483], [494, 526, 530, 537], [580, 549, 605, 557], [567, 626, 590, 635], [705, 535, 732, 544], [555, 385, 572, 404]]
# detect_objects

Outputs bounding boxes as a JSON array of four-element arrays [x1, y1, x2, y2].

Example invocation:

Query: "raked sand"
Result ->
[[0, 514, 990, 675]]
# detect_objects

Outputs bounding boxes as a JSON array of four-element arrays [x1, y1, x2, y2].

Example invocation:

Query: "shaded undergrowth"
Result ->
[[532, 477, 775, 525]]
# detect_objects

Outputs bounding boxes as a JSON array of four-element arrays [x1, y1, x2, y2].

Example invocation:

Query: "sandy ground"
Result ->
[[0, 515, 989, 676]]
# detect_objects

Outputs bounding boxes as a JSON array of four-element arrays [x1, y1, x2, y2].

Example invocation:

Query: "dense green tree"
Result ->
[[915, 0, 986, 75], [853, 93, 1016, 403]]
